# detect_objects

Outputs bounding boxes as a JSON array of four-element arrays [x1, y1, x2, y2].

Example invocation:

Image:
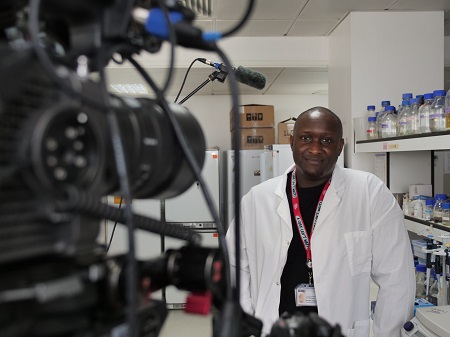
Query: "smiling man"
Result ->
[[226, 106, 415, 337]]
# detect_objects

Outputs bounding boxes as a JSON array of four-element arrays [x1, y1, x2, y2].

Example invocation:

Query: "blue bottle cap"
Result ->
[[424, 93, 433, 100], [368, 117, 376, 122], [402, 93, 413, 99], [381, 100, 390, 106], [443, 203, 450, 210], [367, 105, 375, 110], [426, 199, 434, 206], [402, 100, 410, 106], [385, 106, 395, 111], [410, 98, 418, 104], [433, 90, 446, 97]]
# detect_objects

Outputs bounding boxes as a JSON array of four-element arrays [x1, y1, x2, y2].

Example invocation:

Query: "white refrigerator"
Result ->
[[163, 149, 221, 308], [223, 149, 268, 226]]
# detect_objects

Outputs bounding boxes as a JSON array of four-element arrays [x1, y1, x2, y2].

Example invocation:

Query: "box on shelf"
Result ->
[[231, 128, 275, 150], [409, 184, 432, 198], [230, 104, 274, 131], [277, 117, 296, 144], [411, 239, 427, 264]]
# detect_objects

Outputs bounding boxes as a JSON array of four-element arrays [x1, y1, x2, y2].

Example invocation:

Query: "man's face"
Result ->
[[290, 110, 344, 187]]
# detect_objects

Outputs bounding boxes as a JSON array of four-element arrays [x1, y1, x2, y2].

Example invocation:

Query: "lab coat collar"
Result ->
[[275, 164, 345, 231]]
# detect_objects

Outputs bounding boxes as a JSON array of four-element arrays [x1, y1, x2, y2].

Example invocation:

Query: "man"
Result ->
[[226, 107, 415, 337]]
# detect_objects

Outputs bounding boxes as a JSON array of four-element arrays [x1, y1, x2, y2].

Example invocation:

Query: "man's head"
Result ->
[[290, 107, 344, 188]]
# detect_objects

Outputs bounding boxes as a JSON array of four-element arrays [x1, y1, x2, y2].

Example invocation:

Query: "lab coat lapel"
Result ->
[[276, 167, 292, 233], [314, 166, 344, 230]]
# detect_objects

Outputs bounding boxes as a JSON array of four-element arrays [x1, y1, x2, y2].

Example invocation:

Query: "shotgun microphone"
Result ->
[[198, 58, 267, 90]]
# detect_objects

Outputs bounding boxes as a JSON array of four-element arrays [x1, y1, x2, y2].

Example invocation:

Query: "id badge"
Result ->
[[295, 283, 317, 307]]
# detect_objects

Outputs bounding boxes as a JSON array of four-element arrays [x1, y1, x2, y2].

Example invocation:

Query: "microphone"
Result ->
[[198, 58, 267, 90]]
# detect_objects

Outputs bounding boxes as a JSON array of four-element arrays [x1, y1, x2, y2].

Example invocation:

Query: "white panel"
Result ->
[[215, 20, 294, 37], [270, 144, 294, 176], [259, 151, 275, 181], [266, 82, 328, 95], [224, 149, 264, 224], [165, 150, 220, 223], [289, 19, 340, 36], [277, 68, 328, 83], [299, 0, 397, 20], [389, 151, 432, 194], [390, 0, 450, 10], [215, 0, 307, 20]]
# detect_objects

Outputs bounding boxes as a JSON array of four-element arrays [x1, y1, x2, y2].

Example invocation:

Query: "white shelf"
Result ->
[[405, 217, 450, 241], [355, 133, 450, 153]]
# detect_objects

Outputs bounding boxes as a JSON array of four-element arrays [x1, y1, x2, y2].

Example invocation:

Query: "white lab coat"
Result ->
[[226, 164, 415, 337]]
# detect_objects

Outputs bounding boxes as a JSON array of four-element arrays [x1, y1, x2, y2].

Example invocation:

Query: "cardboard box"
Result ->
[[277, 118, 296, 144], [231, 128, 275, 150], [230, 104, 274, 130]]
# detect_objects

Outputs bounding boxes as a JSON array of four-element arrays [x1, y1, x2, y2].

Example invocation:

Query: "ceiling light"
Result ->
[[109, 83, 148, 94]]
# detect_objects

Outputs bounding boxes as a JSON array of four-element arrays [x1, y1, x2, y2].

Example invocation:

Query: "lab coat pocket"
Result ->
[[344, 231, 372, 276], [346, 319, 370, 337]]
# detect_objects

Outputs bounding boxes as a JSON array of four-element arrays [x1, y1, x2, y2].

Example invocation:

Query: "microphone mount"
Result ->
[[178, 69, 228, 105]]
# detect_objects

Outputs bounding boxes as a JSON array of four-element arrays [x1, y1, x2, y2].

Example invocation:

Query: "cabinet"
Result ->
[[355, 131, 450, 240]]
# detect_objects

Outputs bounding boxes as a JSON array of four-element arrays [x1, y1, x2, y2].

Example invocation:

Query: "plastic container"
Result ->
[[430, 90, 447, 132], [407, 98, 420, 135], [397, 100, 410, 136], [415, 264, 427, 299], [419, 93, 434, 133], [413, 199, 423, 219], [381, 106, 397, 138], [366, 116, 377, 140]]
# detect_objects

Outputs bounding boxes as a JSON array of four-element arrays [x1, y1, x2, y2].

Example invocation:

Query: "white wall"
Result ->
[[167, 94, 328, 151], [329, 11, 445, 172]]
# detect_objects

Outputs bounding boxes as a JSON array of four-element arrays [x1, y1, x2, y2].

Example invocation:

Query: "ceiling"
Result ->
[[106, 0, 450, 97]]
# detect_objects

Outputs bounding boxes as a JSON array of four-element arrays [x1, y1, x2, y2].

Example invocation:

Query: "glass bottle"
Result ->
[[446, 88, 450, 129], [415, 264, 427, 299], [416, 94, 424, 106], [397, 100, 410, 136], [442, 202, 450, 226], [381, 106, 397, 138], [427, 270, 438, 305], [419, 93, 434, 133], [433, 194, 447, 223], [366, 117, 377, 140], [424, 198, 434, 221], [430, 90, 447, 132], [377, 100, 390, 138], [366, 105, 376, 119], [407, 98, 420, 135]]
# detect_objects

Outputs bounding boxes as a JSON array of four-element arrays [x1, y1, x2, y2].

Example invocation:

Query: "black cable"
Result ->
[[212, 48, 242, 303], [219, 0, 255, 38], [106, 197, 123, 253], [173, 58, 203, 103], [97, 50, 137, 337], [127, 55, 235, 301]]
